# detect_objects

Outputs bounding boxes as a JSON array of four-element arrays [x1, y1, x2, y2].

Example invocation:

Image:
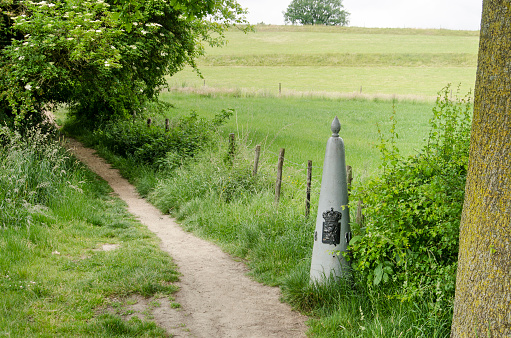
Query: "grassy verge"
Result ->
[[0, 127, 179, 337]]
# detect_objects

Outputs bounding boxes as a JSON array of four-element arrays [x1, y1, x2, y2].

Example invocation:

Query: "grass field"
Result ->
[[168, 25, 479, 98], [160, 91, 441, 183]]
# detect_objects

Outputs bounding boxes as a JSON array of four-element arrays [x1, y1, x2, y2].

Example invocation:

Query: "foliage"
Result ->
[[349, 85, 472, 309], [0, 0, 247, 127], [85, 109, 233, 169], [281, 262, 452, 337], [283, 0, 349, 26]]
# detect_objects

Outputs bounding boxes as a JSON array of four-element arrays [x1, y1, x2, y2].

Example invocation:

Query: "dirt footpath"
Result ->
[[66, 138, 308, 338]]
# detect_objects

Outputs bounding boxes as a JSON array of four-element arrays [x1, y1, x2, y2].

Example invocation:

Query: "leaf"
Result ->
[[373, 263, 383, 286], [348, 235, 362, 246]]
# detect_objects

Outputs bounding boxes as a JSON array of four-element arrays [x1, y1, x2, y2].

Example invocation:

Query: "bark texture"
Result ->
[[451, 1, 511, 337]]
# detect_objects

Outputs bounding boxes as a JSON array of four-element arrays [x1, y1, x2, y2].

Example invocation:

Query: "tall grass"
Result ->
[[0, 127, 179, 336]]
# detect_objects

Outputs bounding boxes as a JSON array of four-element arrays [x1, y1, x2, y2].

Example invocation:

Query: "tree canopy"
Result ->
[[0, 0, 248, 127], [283, 0, 349, 26]]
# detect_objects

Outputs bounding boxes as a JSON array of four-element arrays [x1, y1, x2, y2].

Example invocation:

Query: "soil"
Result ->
[[65, 138, 308, 338]]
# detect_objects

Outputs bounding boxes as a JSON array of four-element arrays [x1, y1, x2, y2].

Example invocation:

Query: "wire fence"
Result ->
[[144, 118, 363, 220]]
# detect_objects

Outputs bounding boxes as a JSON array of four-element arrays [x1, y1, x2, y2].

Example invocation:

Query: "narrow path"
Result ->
[[66, 139, 307, 338]]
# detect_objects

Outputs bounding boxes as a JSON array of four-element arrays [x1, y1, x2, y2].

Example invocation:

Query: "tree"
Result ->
[[283, 0, 349, 26], [0, 0, 247, 127], [451, 0, 511, 336]]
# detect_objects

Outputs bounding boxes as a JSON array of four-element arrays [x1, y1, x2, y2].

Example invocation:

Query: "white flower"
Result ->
[[130, 45, 137, 49], [133, 22, 138, 26], [18, 56, 25, 60], [95, 29, 101, 33], [67, 37, 74, 41], [25, 84, 32, 90], [141, 30, 148, 35], [111, 46, 116, 49]]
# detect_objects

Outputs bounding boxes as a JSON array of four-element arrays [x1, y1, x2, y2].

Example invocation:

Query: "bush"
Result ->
[[87, 109, 233, 169], [0, 0, 247, 126], [349, 85, 472, 308]]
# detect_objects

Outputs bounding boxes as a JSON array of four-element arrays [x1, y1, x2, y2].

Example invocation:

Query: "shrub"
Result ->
[[349, 85, 472, 308], [88, 109, 233, 169], [0, 0, 247, 127]]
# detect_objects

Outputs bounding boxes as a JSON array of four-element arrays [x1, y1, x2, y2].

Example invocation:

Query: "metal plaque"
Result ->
[[322, 207, 342, 245]]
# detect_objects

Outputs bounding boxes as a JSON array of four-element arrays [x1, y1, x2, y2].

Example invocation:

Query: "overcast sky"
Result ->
[[236, 0, 484, 31]]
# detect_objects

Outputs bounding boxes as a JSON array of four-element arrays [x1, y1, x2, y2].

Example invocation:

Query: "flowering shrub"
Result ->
[[0, 0, 247, 127]]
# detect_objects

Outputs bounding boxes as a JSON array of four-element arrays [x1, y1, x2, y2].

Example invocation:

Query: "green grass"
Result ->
[[160, 91, 438, 182], [0, 128, 178, 336], [168, 25, 478, 98]]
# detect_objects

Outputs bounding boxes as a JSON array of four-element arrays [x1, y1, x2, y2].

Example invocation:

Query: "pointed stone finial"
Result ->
[[331, 116, 341, 137]]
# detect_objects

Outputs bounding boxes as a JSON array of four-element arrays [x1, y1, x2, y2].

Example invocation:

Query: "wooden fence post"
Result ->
[[165, 118, 169, 132], [274, 148, 285, 205], [346, 165, 353, 193], [253, 145, 261, 176], [306, 160, 312, 217], [356, 200, 364, 225], [228, 133, 236, 163]]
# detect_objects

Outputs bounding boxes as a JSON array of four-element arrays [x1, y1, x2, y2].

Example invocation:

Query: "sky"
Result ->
[[236, 0, 484, 31]]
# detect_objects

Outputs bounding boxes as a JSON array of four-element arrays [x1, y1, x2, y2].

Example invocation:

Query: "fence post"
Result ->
[[274, 148, 285, 205], [306, 160, 312, 217], [165, 118, 169, 132], [356, 200, 364, 225], [253, 145, 261, 176], [346, 165, 353, 193], [228, 133, 236, 164]]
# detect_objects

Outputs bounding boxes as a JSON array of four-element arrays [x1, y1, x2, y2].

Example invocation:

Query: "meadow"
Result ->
[[159, 91, 438, 183], [168, 25, 479, 98]]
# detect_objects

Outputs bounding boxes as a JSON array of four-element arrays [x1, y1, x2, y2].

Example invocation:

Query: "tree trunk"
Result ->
[[451, 1, 511, 337]]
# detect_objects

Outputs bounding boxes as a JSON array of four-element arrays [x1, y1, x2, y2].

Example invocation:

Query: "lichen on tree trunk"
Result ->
[[451, 1, 511, 337]]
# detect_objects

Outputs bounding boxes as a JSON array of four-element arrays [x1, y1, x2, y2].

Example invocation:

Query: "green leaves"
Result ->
[[350, 85, 472, 303], [373, 262, 393, 286], [0, 0, 247, 127], [284, 0, 350, 26]]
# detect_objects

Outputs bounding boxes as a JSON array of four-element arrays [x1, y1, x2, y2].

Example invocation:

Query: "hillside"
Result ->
[[168, 25, 479, 99]]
